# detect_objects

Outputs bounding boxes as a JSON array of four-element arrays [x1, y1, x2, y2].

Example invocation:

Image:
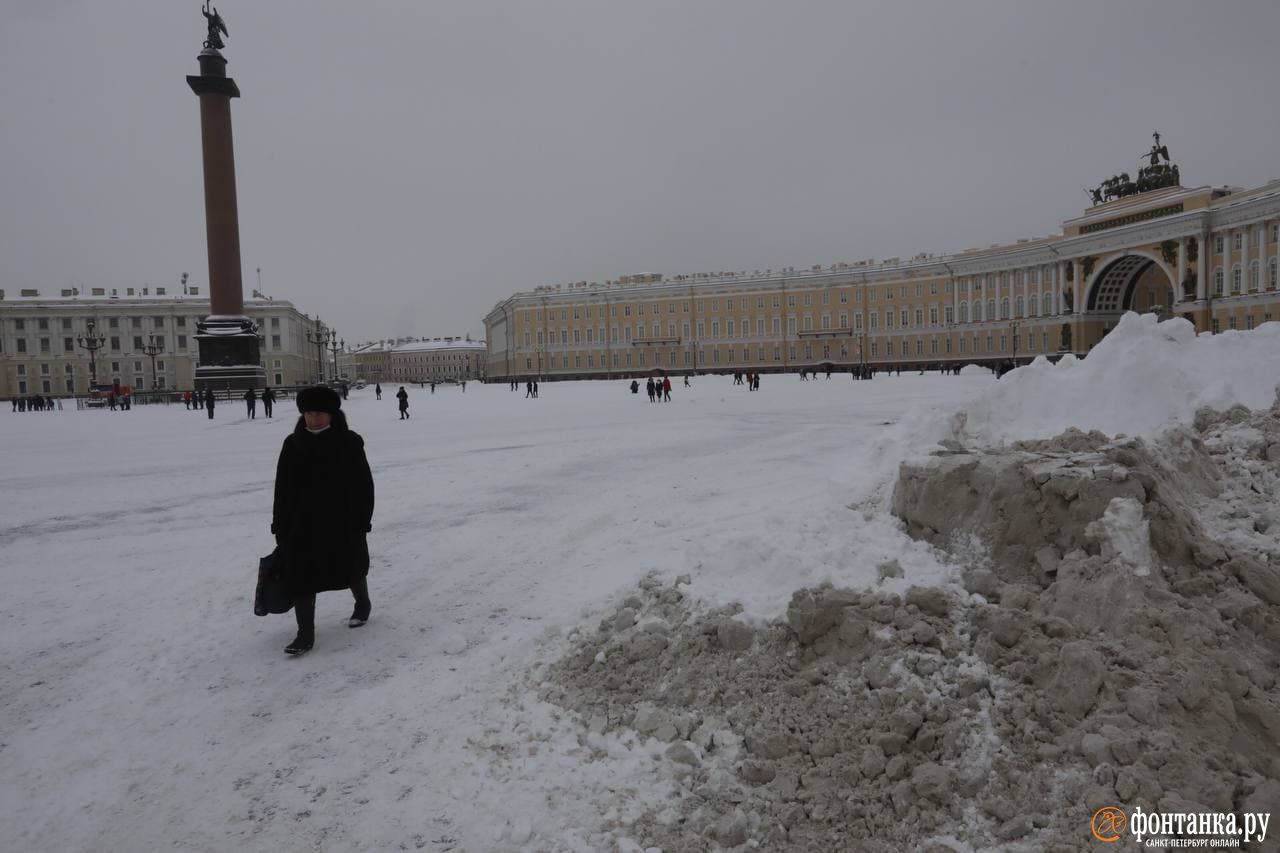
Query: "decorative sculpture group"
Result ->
[[1085, 132, 1181, 205], [202, 1, 229, 50]]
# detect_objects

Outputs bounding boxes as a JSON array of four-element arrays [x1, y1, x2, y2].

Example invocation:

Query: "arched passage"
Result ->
[[1085, 253, 1176, 313]]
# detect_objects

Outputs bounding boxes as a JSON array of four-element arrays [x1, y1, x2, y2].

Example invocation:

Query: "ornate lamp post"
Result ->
[[305, 320, 329, 384], [326, 330, 344, 383], [141, 333, 165, 392], [76, 318, 106, 391]]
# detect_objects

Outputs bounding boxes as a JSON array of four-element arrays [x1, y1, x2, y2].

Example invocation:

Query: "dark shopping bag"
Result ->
[[254, 548, 293, 616]]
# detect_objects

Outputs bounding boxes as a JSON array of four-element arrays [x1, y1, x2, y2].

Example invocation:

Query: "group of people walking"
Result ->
[[732, 372, 762, 391], [183, 388, 215, 417], [180, 386, 279, 420], [10, 395, 58, 412], [241, 387, 277, 419], [629, 376, 673, 402]]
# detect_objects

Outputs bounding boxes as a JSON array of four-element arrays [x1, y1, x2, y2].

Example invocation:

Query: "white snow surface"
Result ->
[[5, 313, 1280, 850], [1, 372, 986, 851], [949, 312, 1280, 446]]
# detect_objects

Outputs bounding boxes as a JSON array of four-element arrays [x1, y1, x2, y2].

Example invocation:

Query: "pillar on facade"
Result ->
[[1177, 237, 1188, 303], [186, 11, 265, 391], [1196, 228, 1210, 332]]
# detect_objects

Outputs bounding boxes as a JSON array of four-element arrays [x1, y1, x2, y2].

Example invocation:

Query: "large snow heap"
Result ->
[[538, 313, 1280, 851]]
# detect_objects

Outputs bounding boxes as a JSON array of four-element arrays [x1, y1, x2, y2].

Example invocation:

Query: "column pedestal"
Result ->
[[194, 315, 263, 390]]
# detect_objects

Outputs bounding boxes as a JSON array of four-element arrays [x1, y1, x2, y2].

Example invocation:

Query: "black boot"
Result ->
[[349, 578, 372, 628], [288, 593, 316, 654], [284, 631, 314, 655]]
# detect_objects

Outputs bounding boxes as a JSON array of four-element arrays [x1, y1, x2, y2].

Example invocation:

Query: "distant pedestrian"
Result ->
[[646, 378, 656, 402], [396, 386, 409, 419], [662, 377, 671, 402], [532, 380, 539, 398], [684, 375, 690, 388], [195, 389, 204, 410], [183, 390, 192, 410], [461, 380, 466, 392], [630, 379, 639, 394], [375, 383, 382, 400], [206, 389, 216, 419], [526, 380, 534, 398], [271, 385, 375, 656], [262, 386, 276, 418], [244, 387, 257, 418]]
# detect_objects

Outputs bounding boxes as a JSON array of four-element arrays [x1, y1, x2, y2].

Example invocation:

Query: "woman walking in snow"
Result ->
[[271, 386, 375, 655], [396, 386, 410, 419]]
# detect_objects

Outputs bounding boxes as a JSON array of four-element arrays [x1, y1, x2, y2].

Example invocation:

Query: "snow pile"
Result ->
[[948, 313, 1280, 446], [541, 402, 1280, 850], [533, 316, 1280, 849], [543, 576, 1014, 851]]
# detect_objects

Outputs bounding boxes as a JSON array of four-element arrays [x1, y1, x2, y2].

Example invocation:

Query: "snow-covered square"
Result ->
[[4, 314, 1280, 851]]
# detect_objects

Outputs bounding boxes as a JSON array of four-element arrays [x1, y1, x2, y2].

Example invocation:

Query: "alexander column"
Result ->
[[186, 3, 264, 390]]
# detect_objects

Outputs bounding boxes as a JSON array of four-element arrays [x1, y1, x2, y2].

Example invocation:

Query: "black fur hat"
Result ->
[[296, 385, 341, 415]]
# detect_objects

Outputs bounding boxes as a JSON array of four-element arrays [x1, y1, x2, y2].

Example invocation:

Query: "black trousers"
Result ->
[[294, 576, 370, 632]]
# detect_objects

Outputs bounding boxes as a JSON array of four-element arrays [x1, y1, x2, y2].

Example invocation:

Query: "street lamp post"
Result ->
[[1010, 320, 1020, 367], [305, 320, 329, 384], [76, 318, 106, 392], [141, 333, 165, 394], [326, 330, 344, 384]]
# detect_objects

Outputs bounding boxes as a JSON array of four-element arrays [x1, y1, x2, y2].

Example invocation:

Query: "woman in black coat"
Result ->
[[271, 386, 375, 655]]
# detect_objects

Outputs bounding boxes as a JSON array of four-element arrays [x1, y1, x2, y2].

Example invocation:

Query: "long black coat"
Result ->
[[271, 413, 375, 594]]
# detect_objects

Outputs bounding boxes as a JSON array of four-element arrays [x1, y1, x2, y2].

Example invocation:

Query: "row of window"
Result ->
[[6, 315, 286, 333], [0, 332, 294, 355], [518, 295, 1066, 348], [519, 279, 1074, 325], [1210, 312, 1274, 333], [15, 360, 167, 376], [1212, 258, 1280, 295], [518, 329, 1068, 371], [1214, 223, 1280, 254], [11, 359, 298, 395]]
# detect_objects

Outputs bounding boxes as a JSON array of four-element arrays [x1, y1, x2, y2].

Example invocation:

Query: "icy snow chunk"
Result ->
[[1085, 496, 1154, 576]]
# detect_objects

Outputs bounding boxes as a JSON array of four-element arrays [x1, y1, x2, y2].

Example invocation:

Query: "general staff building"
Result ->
[[484, 177, 1280, 380]]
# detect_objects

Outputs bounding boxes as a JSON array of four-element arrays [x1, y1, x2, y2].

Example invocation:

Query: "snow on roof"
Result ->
[[389, 338, 485, 353]]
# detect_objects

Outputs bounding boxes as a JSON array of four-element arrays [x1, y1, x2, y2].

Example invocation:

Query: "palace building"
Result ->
[[483, 144, 1280, 381], [0, 284, 323, 397], [351, 337, 486, 385]]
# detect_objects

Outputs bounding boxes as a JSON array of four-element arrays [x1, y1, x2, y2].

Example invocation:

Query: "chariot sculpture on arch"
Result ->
[[1086, 132, 1181, 205], [202, 1, 229, 50]]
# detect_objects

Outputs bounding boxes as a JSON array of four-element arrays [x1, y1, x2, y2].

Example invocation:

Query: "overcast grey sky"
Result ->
[[3, 1, 1278, 342]]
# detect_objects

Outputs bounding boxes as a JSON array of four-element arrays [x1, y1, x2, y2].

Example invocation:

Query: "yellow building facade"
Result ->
[[484, 179, 1280, 380]]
